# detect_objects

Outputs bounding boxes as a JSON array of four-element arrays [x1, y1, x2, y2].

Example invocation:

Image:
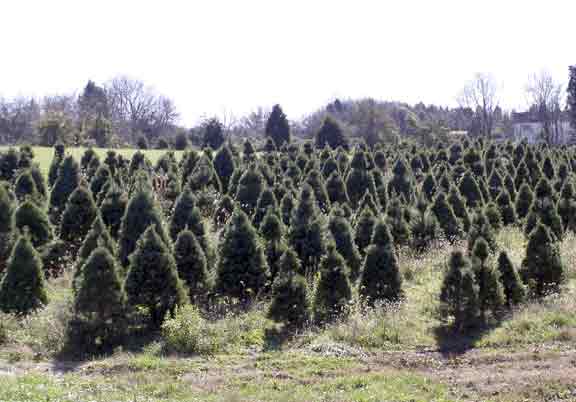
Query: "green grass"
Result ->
[[0, 145, 184, 177]]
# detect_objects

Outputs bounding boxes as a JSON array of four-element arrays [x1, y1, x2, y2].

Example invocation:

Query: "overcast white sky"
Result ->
[[0, 0, 574, 125]]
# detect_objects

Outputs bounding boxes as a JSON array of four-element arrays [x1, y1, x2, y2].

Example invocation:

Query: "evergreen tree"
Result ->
[[458, 172, 484, 209], [48, 145, 65, 188], [280, 192, 295, 226], [388, 158, 415, 203], [252, 188, 278, 229], [386, 197, 411, 246], [345, 149, 377, 208], [169, 188, 197, 241], [496, 190, 516, 226], [215, 209, 269, 302], [0, 184, 14, 272], [496, 251, 526, 308], [214, 194, 235, 227], [260, 208, 286, 286], [432, 192, 463, 242], [59, 185, 98, 251], [174, 230, 210, 303], [0, 234, 48, 315], [213, 145, 236, 193], [321, 156, 339, 179], [359, 219, 403, 305], [326, 171, 350, 206], [202, 118, 225, 150], [118, 189, 170, 268], [268, 269, 311, 329], [557, 181, 576, 232], [354, 206, 376, 255], [288, 185, 326, 277], [440, 251, 478, 330], [14, 200, 53, 248], [265, 104, 291, 148], [422, 173, 437, 201], [515, 183, 534, 220], [484, 202, 502, 231], [71, 247, 126, 352], [235, 165, 264, 215], [315, 116, 348, 150], [49, 155, 80, 223], [99, 185, 127, 239], [467, 211, 497, 254], [568, 65, 576, 131], [448, 186, 471, 232], [305, 169, 330, 212], [521, 222, 565, 297], [328, 207, 362, 281], [524, 198, 563, 240], [14, 169, 43, 206], [125, 227, 187, 329], [313, 243, 352, 324], [471, 237, 505, 321]]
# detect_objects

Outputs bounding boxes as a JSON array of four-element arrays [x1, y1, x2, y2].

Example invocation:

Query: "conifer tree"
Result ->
[[411, 206, 440, 252], [0, 234, 48, 315], [265, 104, 291, 148], [521, 222, 565, 297], [458, 172, 484, 209], [49, 155, 80, 223], [73, 214, 116, 290], [432, 192, 463, 242], [488, 170, 503, 200], [213, 145, 236, 193], [268, 270, 311, 329], [496, 190, 516, 226], [471, 237, 505, 321], [235, 165, 264, 215], [99, 185, 127, 239], [448, 186, 471, 232], [484, 202, 502, 231], [346, 149, 377, 208], [14, 169, 43, 206], [48, 144, 65, 188], [252, 188, 278, 229], [354, 206, 376, 255], [558, 181, 576, 232], [321, 156, 339, 179], [280, 192, 295, 226], [359, 219, 403, 305], [288, 185, 326, 277], [215, 209, 269, 302], [467, 211, 497, 254], [305, 169, 330, 212], [386, 197, 411, 246], [60, 185, 98, 251], [0, 183, 14, 272], [504, 173, 516, 201], [328, 207, 362, 281], [169, 188, 197, 241], [174, 230, 210, 303], [118, 189, 170, 268], [214, 194, 235, 227], [125, 227, 187, 329], [14, 200, 53, 248], [440, 251, 478, 330], [313, 243, 352, 324], [315, 116, 348, 150], [422, 173, 437, 201], [358, 190, 380, 215], [515, 183, 534, 220], [496, 251, 526, 308], [71, 247, 126, 352], [326, 171, 350, 206], [388, 158, 415, 203], [260, 207, 287, 286], [525, 198, 563, 240]]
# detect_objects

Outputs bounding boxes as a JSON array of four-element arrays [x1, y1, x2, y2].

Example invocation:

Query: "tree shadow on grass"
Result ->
[[433, 321, 502, 358], [263, 326, 297, 352]]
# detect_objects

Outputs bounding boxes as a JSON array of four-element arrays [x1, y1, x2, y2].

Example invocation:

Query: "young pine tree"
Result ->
[[99, 185, 128, 239], [174, 230, 210, 304], [359, 219, 403, 305], [71, 247, 126, 353], [0, 234, 48, 315], [59, 185, 98, 252], [49, 155, 80, 223], [215, 209, 269, 303], [470, 237, 505, 322], [260, 208, 287, 286], [354, 206, 376, 255], [431, 192, 463, 242], [521, 222, 565, 298], [496, 251, 526, 308], [313, 243, 352, 324], [515, 183, 534, 221], [125, 227, 187, 329], [440, 250, 479, 331], [169, 188, 197, 241], [328, 206, 362, 281], [14, 199, 53, 248]]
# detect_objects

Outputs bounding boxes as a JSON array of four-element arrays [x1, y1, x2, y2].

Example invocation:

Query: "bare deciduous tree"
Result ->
[[525, 71, 564, 144], [458, 73, 499, 138]]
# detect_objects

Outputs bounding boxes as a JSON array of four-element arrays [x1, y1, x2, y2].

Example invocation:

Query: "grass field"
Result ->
[[0, 146, 184, 177], [1, 146, 576, 401]]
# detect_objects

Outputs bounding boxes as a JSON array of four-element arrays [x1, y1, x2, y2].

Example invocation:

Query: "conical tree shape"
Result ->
[[260, 208, 287, 286], [388, 158, 415, 203], [174, 230, 210, 303], [169, 188, 197, 241], [235, 165, 264, 215], [484, 202, 502, 231], [0, 184, 14, 273], [346, 155, 377, 208], [471, 237, 505, 321], [125, 227, 187, 329], [118, 189, 170, 268], [432, 192, 463, 242], [325, 171, 350, 206], [215, 209, 269, 302], [422, 173, 437, 201], [496, 251, 526, 308], [14, 200, 53, 248], [496, 190, 516, 226], [386, 197, 411, 247], [359, 220, 403, 305], [268, 272, 311, 329], [72, 247, 126, 352], [60, 185, 98, 251], [90, 165, 111, 200], [49, 155, 80, 223], [328, 207, 362, 281], [458, 172, 484, 209], [73, 214, 116, 291], [467, 211, 497, 254], [440, 250, 477, 330], [213, 145, 236, 193], [288, 185, 326, 277], [252, 188, 278, 228], [0, 234, 48, 315], [524, 197, 563, 241], [447, 186, 471, 232], [313, 243, 352, 324], [354, 206, 376, 255], [266, 104, 291, 148], [14, 169, 42, 206], [515, 183, 534, 220], [280, 192, 295, 226], [99, 185, 127, 239], [557, 181, 576, 232], [521, 222, 565, 298]]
